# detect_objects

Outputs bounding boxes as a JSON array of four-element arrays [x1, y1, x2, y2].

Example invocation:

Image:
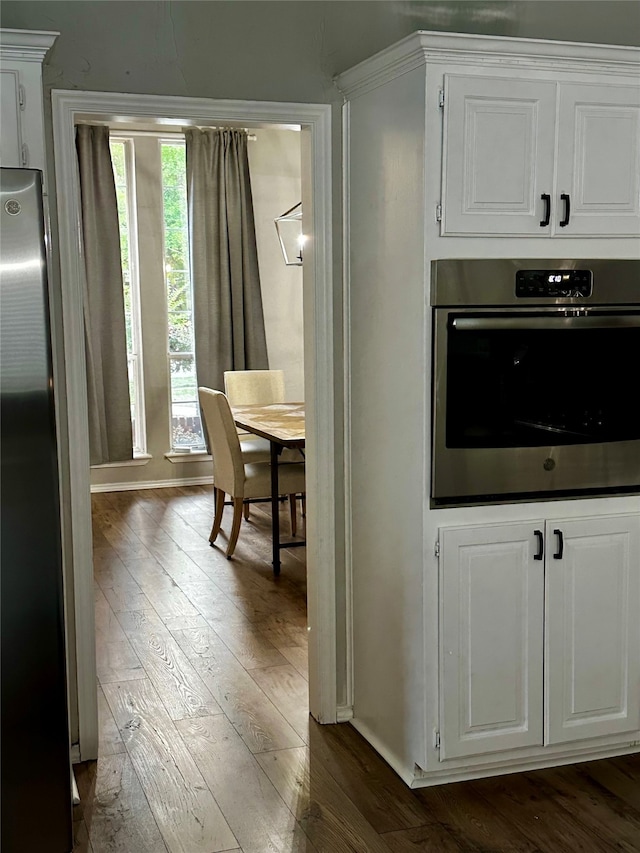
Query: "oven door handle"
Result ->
[[451, 315, 640, 331]]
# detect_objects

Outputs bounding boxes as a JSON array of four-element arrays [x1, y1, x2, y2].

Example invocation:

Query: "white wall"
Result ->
[[249, 128, 304, 401]]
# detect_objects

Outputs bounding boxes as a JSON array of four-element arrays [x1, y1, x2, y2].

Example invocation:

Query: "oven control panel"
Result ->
[[516, 269, 593, 298]]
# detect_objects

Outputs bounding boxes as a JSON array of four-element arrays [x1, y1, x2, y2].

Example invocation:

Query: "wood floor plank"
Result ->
[[139, 544, 211, 585], [102, 678, 238, 853], [185, 540, 307, 605], [581, 755, 640, 813], [469, 771, 606, 852], [177, 579, 249, 628], [92, 552, 131, 588], [160, 613, 210, 632], [174, 630, 305, 753], [173, 618, 287, 671], [256, 746, 393, 853], [217, 620, 289, 670], [117, 609, 223, 720], [94, 587, 129, 645], [82, 754, 169, 853], [99, 514, 156, 562], [156, 514, 210, 551], [250, 663, 309, 742], [95, 633, 145, 685], [132, 578, 202, 620], [122, 557, 172, 586], [102, 583, 153, 613], [416, 779, 541, 853], [522, 763, 640, 852], [305, 721, 434, 834], [73, 819, 94, 853], [97, 686, 127, 756], [380, 823, 469, 852], [177, 714, 314, 853], [280, 644, 309, 680], [256, 610, 309, 650]]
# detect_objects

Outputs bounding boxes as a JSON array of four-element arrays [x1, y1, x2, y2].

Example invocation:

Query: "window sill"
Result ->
[[165, 451, 212, 464], [91, 453, 152, 470]]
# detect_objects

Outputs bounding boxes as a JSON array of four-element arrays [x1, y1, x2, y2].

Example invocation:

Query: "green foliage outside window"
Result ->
[[162, 143, 194, 375]]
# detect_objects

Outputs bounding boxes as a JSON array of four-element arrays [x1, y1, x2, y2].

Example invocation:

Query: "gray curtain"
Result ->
[[185, 128, 268, 395], [75, 124, 133, 465]]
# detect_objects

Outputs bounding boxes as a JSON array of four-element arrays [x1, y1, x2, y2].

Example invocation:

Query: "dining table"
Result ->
[[231, 402, 305, 575]]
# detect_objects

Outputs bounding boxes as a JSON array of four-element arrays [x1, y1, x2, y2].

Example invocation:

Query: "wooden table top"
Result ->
[[232, 402, 305, 447]]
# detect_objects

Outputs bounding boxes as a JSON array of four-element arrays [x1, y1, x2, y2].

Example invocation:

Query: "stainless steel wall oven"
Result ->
[[431, 259, 640, 506]]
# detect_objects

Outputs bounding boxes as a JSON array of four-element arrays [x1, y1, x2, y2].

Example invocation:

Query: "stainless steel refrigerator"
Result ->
[[1, 168, 73, 852]]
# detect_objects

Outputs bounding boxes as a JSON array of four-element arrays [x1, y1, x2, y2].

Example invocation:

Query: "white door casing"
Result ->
[[51, 90, 336, 760]]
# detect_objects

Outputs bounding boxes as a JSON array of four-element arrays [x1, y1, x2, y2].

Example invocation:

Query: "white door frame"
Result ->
[[51, 90, 336, 760]]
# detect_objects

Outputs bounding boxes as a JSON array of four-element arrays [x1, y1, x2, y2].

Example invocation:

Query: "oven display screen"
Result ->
[[516, 269, 592, 298]]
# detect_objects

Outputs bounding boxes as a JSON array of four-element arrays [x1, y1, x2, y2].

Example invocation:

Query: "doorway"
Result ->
[[51, 90, 336, 761]]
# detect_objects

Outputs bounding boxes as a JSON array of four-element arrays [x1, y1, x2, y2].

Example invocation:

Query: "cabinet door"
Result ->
[[441, 75, 556, 236], [545, 515, 640, 745], [0, 69, 23, 167], [555, 83, 640, 237], [440, 522, 545, 759]]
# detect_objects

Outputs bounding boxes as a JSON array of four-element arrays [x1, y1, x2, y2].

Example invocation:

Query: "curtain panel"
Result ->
[[185, 128, 268, 397], [75, 124, 133, 465]]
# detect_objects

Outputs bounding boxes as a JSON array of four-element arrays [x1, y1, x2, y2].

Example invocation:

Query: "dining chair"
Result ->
[[224, 369, 286, 406], [223, 369, 284, 462], [198, 387, 306, 558], [223, 369, 304, 521]]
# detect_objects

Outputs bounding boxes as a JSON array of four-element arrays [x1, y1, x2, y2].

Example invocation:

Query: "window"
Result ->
[[161, 141, 205, 451], [110, 137, 145, 454], [108, 132, 205, 459]]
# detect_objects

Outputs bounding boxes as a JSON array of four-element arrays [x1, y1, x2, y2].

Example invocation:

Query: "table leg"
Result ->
[[270, 440, 280, 575]]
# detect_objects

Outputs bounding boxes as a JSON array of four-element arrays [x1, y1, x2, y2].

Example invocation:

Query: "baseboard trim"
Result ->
[[91, 475, 214, 493], [336, 704, 354, 722], [70, 743, 81, 764]]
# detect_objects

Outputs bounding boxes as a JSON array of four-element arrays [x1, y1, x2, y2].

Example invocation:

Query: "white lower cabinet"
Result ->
[[439, 514, 640, 762]]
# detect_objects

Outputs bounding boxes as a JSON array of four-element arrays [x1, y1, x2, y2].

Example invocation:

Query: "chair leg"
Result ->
[[301, 493, 306, 517], [226, 497, 244, 558], [243, 500, 250, 521], [210, 487, 225, 545], [289, 494, 297, 537]]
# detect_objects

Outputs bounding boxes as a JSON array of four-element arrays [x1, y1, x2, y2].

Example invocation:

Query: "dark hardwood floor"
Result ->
[[75, 486, 640, 852]]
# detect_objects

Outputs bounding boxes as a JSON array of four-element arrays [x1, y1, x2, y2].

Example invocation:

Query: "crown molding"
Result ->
[[0, 28, 58, 62], [335, 31, 640, 100]]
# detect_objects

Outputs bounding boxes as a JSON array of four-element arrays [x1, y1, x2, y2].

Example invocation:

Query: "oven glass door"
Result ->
[[444, 310, 640, 449]]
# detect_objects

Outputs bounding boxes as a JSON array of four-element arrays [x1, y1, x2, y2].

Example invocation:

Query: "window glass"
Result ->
[[161, 141, 205, 451], [109, 137, 145, 454]]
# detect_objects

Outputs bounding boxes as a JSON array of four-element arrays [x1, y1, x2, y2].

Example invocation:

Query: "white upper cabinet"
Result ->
[[556, 83, 640, 236], [0, 29, 58, 173], [442, 76, 557, 237], [1, 66, 23, 166], [442, 74, 640, 237]]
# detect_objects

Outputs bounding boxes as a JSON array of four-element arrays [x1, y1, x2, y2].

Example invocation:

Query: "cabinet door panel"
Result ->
[[555, 83, 640, 236], [545, 515, 640, 745], [0, 70, 23, 167], [440, 523, 544, 759], [441, 75, 556, 236]]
